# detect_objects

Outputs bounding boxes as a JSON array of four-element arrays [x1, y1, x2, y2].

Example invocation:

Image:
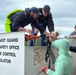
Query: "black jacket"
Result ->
[[70, 46, 76, 52], [9, 8, 45, 33], [31, 8, 54, 32]]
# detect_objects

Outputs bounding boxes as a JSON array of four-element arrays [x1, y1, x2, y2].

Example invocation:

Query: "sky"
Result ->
[[0, 0, 76, 37]]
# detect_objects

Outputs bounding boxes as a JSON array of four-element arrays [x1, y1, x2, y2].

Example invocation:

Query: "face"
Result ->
[[42, 9, 48, 17], [30, 12, 38, 18], [75, 27, 76, 31], [33, 13, 38, 18]]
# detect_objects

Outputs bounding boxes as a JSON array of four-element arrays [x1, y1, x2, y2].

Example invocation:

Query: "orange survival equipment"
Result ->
[[25, 34, 40, 42]]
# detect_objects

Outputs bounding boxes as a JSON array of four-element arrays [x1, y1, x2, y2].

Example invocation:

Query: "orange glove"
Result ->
[[41, 66, 48, 74], [25, 34, 40, 42]]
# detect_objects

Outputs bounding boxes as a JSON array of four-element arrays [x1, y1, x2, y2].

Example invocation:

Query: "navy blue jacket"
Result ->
[[31, 8, 54, 32], [9, 9, 45, 33]]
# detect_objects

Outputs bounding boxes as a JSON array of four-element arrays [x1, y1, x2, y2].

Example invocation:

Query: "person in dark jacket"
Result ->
[[29, 5, 54, 46], [5, 7, 51, 37], [70, 46, 76, 52], [69, 25, 76, 39]]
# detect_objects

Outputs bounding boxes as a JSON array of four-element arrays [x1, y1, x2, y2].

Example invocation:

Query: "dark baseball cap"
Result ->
[[43, 5, 50, 15], [30, 7, 39, 15]]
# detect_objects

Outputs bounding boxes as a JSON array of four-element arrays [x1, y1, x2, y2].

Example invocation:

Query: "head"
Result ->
[[42, 5, 50, 16], [74, 25, 76, 31], [30, 7, 39, 18], [52, 39, 69, 54]]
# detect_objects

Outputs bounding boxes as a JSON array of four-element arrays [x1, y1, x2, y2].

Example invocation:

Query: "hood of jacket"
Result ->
[[52, 39, 69, 55]]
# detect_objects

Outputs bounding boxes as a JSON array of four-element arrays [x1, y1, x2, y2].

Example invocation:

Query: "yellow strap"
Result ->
[[6, 9, 22, 18], [5, 18, 11, 32]]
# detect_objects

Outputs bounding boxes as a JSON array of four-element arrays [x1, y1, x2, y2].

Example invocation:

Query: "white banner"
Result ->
[[0, 32, 25, 75]]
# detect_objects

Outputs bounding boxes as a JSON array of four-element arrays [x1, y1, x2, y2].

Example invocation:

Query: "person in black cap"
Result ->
[[43, 5, 50, 16], [69, 25, 76, 39], [29, 5, 54, 46], [5, 7, 52, 37]]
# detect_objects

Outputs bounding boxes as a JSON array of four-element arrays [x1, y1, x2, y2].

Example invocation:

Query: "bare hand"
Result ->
[[25, 29, 32, 34], [49, 37, 53, 42], [70, 35, 76, 39], [50, 32, 57, 40], [34, 28, 39, 34]]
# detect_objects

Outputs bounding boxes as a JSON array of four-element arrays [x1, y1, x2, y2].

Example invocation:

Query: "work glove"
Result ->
[[41, 66, 48, 74]]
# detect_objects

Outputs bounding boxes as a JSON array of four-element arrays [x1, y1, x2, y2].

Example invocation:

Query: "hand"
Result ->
[[41, 66, 48, 74], [25, 29, 32, 34], [51, 32, 56, 37], [50, 32, 57, 40], [34, 28, 39, 34], [70, 35, 76, 39], [49, 37, 53, 42]]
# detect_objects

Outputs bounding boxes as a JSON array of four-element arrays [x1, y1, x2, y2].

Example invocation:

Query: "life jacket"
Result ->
[[5, 9, 22, 32], [6, 9, 22, 18]]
